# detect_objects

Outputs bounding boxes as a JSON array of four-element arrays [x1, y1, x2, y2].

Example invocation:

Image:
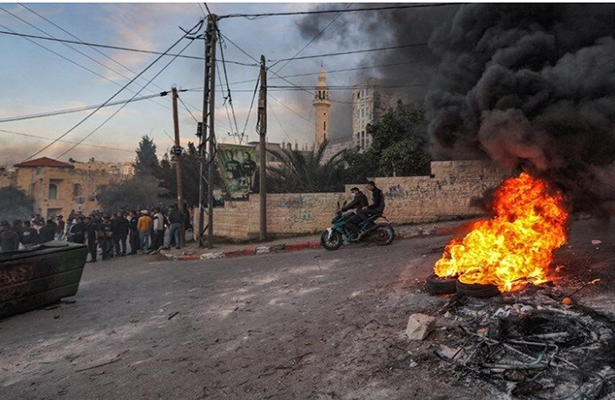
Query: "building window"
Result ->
[[357, 91, 360, 100], [49, 183, 58, 199], [73, 183, 82, 197], [324, 121, 326, 131]]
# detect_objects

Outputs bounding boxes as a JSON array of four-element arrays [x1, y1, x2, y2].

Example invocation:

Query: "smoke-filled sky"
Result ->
[[0, 2, 456, 166], [424, 4, 615, 207]]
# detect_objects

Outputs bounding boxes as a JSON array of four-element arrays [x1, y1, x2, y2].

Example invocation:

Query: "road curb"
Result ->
[[160, 222, 468, 262]]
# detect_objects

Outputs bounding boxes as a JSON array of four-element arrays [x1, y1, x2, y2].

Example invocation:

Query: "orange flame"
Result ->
[[434, 172, 568, 292]]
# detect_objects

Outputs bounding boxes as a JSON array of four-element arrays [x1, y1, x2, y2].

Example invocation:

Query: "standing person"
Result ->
[[137, 210, 153, 253], [112, 211, 129, 256], [20, 221, 40, 249], [12, 220, 23, 247], [70, 217, 86, 244], [0, 221, 20, 252], [39, 219, 56, 243], [166, 205, 184, 250], [99, 216, 114, 260], [55, 215, 65, 241], [128, 211, 140, 255], [152, 208, 165, 251], [84, 216, 98, 263]]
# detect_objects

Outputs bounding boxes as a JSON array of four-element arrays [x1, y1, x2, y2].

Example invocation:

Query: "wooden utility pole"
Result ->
[[171, 86, 185, 246], [258, 55, 267, 241]]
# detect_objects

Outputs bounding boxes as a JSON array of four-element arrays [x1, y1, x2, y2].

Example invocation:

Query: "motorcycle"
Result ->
[[320, 206, 395, 251]]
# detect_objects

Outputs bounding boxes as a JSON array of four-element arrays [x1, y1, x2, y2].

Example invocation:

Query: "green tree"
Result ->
[[0, 187, 34, 221], [341, 102, 430, 180], [96, 176, 160, 212], [157, 142, 220, 207], [134, 135, 159, 177], [267, 141, 345, 193], [366, 101, 430, 176]]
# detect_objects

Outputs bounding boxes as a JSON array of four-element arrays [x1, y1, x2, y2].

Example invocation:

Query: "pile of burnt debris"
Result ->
[[419, 288, 615, 399]]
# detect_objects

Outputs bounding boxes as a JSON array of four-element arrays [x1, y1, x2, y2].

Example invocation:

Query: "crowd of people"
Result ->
[[0, 205, 190, 261]]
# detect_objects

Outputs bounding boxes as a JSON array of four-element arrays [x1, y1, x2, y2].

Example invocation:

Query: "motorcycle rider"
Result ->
[[346, 181, 385, 239], [340, 187, 368, 216]]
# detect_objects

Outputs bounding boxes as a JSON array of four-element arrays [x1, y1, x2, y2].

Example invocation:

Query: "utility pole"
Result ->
[[171, 86, 185, 246], [198, 14, 217, 248], [258, 55, 267, 241]]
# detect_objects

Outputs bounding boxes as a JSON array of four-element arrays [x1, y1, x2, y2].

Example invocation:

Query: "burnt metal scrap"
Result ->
[[433, 291, 615, 399]]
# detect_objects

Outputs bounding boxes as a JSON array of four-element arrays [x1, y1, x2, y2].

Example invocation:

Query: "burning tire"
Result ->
[[455, 280, 500, 298], [426, 274, 457, 295]]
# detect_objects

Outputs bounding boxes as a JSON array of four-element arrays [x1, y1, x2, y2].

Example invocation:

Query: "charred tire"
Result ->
[[320, 230, 342, 251], [426, 274, 458, 295], [374, 224, 395, 246], [455, 280, 500, 298]]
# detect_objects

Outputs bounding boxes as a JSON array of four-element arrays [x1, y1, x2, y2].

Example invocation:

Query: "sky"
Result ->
[[0, 2, 447, 166]]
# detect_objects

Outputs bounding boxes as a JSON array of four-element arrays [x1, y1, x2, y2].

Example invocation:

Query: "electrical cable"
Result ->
[[0, 129, 134, 153], [177, 93, 200, 124], [0, 29, 257, 66], [268, 102, 292, 143], [269, 43, 428, 63], [0, 92, 168, 124], [218, 3, 457, 20], [218, 35, 242, 143], [16, 3, 203, 123], [23, 18, 204, 161], [241, 74, 260, 141], [56, 37, 197, 159], [270, 3, 353, 72]]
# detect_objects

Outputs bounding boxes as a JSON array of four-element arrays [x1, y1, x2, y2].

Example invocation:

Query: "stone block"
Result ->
[[405, 313, 436, 340]]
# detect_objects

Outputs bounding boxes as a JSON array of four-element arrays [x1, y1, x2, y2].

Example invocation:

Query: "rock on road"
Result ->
[[1, 235, 501, 400]]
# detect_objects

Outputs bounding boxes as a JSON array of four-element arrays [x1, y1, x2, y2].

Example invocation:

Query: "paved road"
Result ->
[[1, 235, 487, 400], [5, 219, 613, 400]]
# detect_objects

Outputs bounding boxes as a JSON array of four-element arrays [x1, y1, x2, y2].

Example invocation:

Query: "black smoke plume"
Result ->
[[299, 4, 615, 209], [427, 4, 615, 210]]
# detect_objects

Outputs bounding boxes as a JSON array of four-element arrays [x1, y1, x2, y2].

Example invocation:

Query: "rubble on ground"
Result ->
[[409, 287, 615, 399]]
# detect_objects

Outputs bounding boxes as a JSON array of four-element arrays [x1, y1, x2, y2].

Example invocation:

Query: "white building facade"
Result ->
[[352, 78, 390, 151]]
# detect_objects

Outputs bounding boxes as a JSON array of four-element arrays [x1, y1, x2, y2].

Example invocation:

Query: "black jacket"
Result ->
[[39, 225, 56, 243], [342, 192, 368, 212], [367, 187, 385, 212], [168, 210, 184, 224], [113, 217, 130, 236], [21, 227, 40, 245]]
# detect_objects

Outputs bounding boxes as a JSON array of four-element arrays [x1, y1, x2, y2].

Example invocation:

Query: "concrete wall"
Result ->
[[198, 160, 509, 240], [351, 161, 508, 224]]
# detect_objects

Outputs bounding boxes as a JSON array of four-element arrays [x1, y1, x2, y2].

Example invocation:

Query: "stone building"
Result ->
[[12, 157, 114, 218], [352, 78, 390, 151], [312, 65, 331, 147]]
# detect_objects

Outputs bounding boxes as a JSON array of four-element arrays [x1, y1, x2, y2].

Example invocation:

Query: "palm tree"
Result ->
[[267, 141, 345, 193]]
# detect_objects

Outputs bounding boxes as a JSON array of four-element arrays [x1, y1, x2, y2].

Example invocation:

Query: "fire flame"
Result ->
[[434, 172, 568, 292]]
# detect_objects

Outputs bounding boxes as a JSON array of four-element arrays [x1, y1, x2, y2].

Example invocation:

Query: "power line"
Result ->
[[177, 93, 200, 123], [268, 102, 292, 143], [241, 73, 260, 141], [269, 43, 428, 63], [218, 3, 457, 20], [16, 3, 200, 123], [0, 129, 134, 153], [23, 18, 204, 161], [270, 3, 353, 72], [0, 29, 258, 66], [218, 35, 242, 143], [56, 38, 197, 159], [0, 92, 169, 124]]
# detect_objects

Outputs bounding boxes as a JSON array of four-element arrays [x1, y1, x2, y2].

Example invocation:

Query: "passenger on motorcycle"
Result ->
[[339, 187, 368, 217], [346, 181, 385, 239]]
